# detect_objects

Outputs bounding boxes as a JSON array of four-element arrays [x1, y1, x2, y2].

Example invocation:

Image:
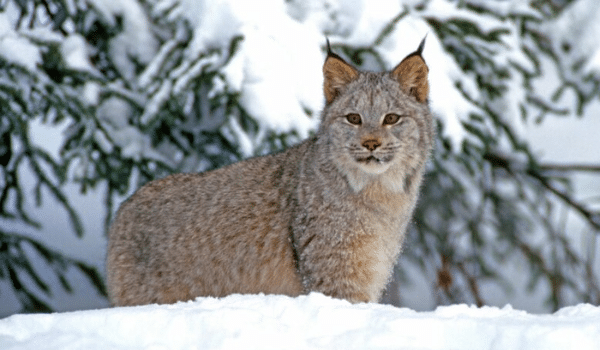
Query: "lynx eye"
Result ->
[[383, 113, 402, 125], [345, 113, 362, 125]]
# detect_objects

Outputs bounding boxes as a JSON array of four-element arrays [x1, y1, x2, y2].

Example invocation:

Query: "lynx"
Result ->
[[106, 38, 434, 306]]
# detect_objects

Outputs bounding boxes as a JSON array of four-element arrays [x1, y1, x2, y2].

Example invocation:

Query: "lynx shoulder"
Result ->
[[106, 38, 434, 306]]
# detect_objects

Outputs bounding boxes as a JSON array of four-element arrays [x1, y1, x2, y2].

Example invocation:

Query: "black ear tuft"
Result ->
[[326, 37, 333, 56], [416, 34, 427, 56], [324, 38, 348, 63]]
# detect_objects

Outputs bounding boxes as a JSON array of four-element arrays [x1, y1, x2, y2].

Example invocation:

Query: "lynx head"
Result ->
[[319, 38, 434, 192]]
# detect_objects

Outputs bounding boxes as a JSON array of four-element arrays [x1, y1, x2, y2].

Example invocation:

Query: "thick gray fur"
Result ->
[[106, 39, 434, 306]]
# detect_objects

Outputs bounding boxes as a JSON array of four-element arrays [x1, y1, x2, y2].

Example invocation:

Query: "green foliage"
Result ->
[[0, 0, 300, 313], [0, 230, 105, 313], [406, 2, 600, 310]]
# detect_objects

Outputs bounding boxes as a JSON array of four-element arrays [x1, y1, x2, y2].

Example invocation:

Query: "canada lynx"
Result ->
[[107, 38, 434, 306]]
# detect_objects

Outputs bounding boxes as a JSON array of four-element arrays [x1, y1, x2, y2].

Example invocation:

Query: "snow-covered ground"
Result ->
[[1, 293, 599, 350]]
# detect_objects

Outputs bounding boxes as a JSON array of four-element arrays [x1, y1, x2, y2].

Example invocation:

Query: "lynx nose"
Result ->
[[362, 139, 381, 151]]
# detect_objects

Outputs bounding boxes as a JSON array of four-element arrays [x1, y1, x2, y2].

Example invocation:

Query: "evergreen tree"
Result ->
[[0, 0, 598, 313]]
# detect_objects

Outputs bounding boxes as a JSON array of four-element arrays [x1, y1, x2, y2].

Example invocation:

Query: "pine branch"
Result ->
[[373, 7, 409, 47], [527, 168, 600, 231], [0, 230, 107, 312], [516, 242, 564, 310], [539, 163, 600, 173], [455, 261, 485, 307], [484, 152, 600, 231]]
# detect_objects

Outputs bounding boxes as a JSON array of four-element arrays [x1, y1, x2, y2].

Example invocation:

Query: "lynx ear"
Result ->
[[323, 39, 359, 104], [391, 37, 429, 103]]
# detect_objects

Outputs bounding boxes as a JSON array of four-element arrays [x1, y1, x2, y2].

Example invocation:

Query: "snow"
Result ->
[[1, 293, 599, 350], [60, 34, 95, 73], [196, 0, 324, 148], [88, 0, 158, 81], [138, 38, 180, 89], [96, 97, 168, 163], [543, 0, 600, 75], [167, 0, 486, 153], [67, 0, 511, 156], [286, 0, 364, 38], [0, 14, 42, 72], [423, 0, 506, 35], [183, 0, 242, 54], [140, 80, 173, 126], [82, 82, 100, 106]]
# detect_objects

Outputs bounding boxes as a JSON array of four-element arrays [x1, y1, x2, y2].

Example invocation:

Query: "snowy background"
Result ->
[[1, 0, 600, 345]]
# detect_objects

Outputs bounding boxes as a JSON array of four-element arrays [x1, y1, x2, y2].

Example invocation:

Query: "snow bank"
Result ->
[[1, 293, 599, 350]]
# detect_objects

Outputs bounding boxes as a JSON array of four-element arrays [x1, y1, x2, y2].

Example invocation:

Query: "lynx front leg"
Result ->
[[292, 225, 384, 303]]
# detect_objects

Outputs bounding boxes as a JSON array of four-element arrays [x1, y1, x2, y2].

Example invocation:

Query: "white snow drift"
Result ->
[[1, 293, 599, 350]]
